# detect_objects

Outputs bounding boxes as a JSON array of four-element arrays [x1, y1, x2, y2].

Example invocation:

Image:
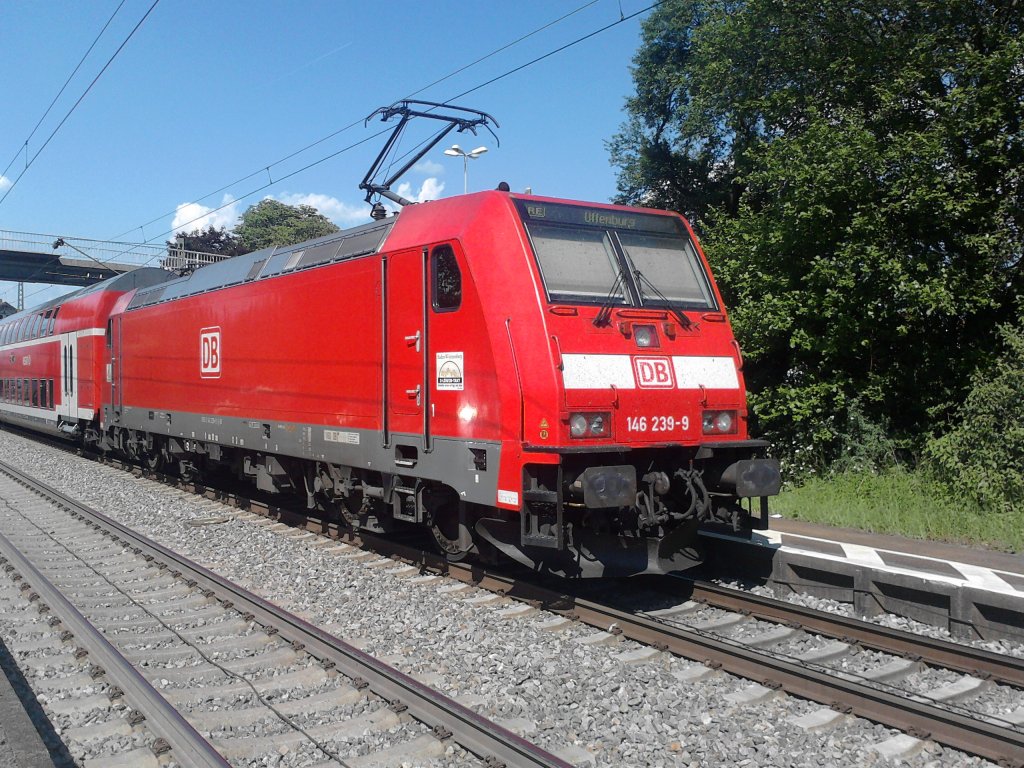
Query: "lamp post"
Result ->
[[443, 144, 488, 194]]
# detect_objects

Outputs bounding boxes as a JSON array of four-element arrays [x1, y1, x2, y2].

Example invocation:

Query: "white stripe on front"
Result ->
[[672, 356, 739, 389], [561, 354, 636, 390], [562, 353, 739, 390]]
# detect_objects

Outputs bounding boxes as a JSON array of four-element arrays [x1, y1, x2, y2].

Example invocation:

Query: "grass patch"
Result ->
[[773, 468, 1023, 553]]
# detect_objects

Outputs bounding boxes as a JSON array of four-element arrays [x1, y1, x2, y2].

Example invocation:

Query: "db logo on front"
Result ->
[[633, 356, 675, 388], [200, 327, 221, 378]]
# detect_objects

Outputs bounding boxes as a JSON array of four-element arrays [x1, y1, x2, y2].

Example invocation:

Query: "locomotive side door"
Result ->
[[107, 317, 123, 420], [384, 248, 427, 450], [57, 332, 78, 421]]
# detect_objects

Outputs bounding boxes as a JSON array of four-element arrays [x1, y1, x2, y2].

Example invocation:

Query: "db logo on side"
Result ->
[[633, 356, 674, 388], [200, 327, 221, 378]]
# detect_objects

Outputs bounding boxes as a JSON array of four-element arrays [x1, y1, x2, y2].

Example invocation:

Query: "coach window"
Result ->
[[48, 307, 59, 335], [31, 380, 39, 407], [431, 244, 461, 312]]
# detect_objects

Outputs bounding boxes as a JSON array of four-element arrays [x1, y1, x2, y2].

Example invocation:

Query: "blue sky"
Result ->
[[0, 0, 655, 309]]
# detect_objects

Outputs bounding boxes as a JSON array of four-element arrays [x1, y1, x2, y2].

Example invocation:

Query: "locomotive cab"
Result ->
[[421, 193, 781, 577]]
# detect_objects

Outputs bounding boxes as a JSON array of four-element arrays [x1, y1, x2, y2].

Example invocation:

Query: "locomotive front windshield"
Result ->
[[517, 200, 716, 310]]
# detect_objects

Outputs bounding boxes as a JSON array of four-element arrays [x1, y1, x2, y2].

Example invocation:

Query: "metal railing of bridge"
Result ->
[[0, 230, 227, 274]]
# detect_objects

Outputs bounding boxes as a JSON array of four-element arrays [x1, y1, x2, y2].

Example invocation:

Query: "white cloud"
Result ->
[[171, 194, 240, 235], [413, 159, 444, 176], [396, 177, 445, 204], [273, 192, 370, 228], [0, 175, 11, 192]]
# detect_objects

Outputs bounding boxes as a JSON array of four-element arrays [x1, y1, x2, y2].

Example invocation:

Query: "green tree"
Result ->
[[234, 199, 340, 251], [926, 306, 1024, 513], [166, 226, 246, 258], [612, 0, 1023, 468]]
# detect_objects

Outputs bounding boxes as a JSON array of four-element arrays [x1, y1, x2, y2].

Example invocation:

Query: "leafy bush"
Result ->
[[761, 394, 901, 482], [925, 311, 1024, 513]]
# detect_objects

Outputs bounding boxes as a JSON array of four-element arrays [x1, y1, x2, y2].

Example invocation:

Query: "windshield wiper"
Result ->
[[634, 269, 693, 329], [593, 268, 627, 327]]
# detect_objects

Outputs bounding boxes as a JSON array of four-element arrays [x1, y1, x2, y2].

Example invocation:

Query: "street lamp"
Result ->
[[443, 144, 488, 194]]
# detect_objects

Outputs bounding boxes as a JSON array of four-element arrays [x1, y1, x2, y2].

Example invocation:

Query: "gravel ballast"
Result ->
[[0, 432, 1018, 767]]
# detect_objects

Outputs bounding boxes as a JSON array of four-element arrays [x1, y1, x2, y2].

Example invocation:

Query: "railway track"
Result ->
[[0, 458, 571, 768], [152, 480, 1024, 767], [5, 429, 1024, 766], [357, 543, 1024, 766], [99, 465, 1024, 766]]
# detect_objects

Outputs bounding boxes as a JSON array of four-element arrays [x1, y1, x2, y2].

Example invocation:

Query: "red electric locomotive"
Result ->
[[102, 191, 775, 577], [1, 104, 780, 577]]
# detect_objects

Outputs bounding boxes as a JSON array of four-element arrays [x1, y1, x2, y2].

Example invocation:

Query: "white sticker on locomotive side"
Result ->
[[436, 351, 464, 391], [324, 429, 360, 445], [498, 489, 519, 506]]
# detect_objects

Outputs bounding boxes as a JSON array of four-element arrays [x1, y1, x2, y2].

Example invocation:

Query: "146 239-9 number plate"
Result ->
[[626, 415, 690, 433]]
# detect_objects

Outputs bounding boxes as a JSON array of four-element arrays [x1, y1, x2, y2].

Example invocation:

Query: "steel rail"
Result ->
[[170, 492, 1024, 766], [0, 524, 229, 767], [10, 438, 1024, 766], [683, 578, 1024, 688], [334, 536, 1024, 767], [548, 590, 1024, 767], [0, 460, 571, 768]]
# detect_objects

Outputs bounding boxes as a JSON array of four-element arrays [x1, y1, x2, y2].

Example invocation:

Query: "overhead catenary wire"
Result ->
[[0, 0, 161, 208], [108, 0, 604, 242], [14, 0, 663, 304], [0, 0, 129, 184], [126, 0, 666, 252]]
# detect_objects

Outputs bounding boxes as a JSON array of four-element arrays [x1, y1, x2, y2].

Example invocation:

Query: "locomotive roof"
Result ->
[[2, 267, 175, 321], [126, 217, 395, 311]]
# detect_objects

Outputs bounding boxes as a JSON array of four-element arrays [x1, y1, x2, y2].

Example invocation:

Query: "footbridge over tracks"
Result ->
[[0, 230, 226, 309]]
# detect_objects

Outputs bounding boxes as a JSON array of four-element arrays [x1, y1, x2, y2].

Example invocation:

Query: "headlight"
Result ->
[[569, 412, 612, 439], [702, 409, 738, 435], [715, 411, 733, 433], [633, 324, 658, 348]]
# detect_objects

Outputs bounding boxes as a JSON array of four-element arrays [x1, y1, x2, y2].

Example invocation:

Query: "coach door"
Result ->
[[383, 248, 428, 455], [108, 317, 123, 418], [58, 332, 78, 420]]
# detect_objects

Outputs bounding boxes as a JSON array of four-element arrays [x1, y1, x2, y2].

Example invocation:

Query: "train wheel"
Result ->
[[144, 438, 165, 472], [429, 502, 475, 562]]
